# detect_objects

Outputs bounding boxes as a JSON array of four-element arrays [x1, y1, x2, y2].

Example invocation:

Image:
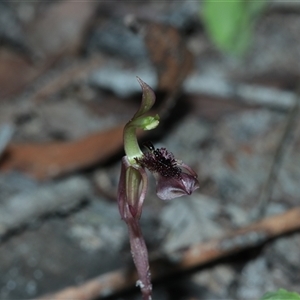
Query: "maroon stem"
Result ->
[[126, 217, 152, 300]]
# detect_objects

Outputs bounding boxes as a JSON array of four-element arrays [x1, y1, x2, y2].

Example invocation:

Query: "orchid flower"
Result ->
[[117, 77, 199, 300]]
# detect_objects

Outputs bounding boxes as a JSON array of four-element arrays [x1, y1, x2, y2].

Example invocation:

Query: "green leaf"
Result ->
[[202, 0, 267, 55], [260, 289, 300, 300]]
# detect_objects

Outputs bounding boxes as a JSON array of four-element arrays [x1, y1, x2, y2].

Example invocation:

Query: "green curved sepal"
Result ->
[[133, 77, 156, 119], [123, 78, 159, 164]]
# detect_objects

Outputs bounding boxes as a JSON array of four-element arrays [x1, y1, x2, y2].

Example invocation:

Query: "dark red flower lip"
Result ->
[[154, 170, 199, 200], [136, 143, 199, 200], [136, 145, 182, 178]]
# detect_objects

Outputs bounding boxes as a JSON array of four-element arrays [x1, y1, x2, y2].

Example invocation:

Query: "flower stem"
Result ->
[[127, 219, 152, 300]]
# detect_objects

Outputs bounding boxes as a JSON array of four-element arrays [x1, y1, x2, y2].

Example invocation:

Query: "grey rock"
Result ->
[[224, 204, 250, 227], [162, 0, 200, 30], [67, 199, 127, 253], [192, 264, 236, 299], [0, 2, 27, 49], [0, 173, 37, 202], [89, 64, 156, 97], [270, 233, 300, 269], [86, 19, 148, 61], [0, 124, 14, 157], [160, 194, 224, 253], [236, 256, 275, 300], [0, 176, 91, 237]]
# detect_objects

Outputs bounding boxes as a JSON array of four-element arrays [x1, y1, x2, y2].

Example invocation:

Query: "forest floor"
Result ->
[[1, 1, 300, 300]]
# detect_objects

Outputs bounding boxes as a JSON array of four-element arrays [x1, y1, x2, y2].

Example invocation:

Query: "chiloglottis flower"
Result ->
[[117, 142, 199, 300], [135, 143, 199, 200], [117, 78, 199, 300]]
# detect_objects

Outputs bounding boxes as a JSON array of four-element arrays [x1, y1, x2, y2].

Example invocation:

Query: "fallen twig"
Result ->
[[37, 207, 300, 300], [0, 125, 124, 180]]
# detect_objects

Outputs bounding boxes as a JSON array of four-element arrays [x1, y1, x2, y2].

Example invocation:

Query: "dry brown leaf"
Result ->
[[0, 125, 124, 180], [0, 49, 42, 98], [144, 23, 193, 92]]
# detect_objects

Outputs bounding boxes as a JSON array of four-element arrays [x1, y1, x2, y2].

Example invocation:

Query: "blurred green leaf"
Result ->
[[202, 0, 267, 55], [260, 289, 300, 300]]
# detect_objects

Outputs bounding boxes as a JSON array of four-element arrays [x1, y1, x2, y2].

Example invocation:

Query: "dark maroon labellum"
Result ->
[[136, 144, 182, 179], [135, 142, 199, 200]]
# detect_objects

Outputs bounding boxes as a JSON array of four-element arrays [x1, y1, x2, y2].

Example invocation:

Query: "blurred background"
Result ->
[[0, 0, 300, 299]]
